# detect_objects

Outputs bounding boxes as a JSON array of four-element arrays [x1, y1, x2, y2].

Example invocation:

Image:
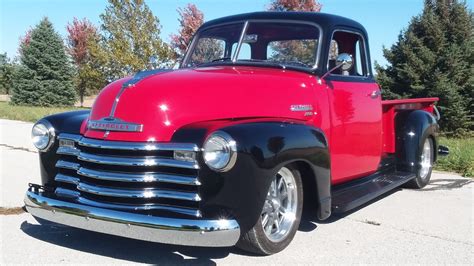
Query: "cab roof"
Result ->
[[201, 11, 365, 32]]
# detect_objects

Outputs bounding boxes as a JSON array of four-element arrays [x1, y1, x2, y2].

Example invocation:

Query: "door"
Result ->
[[326, 30, 383, 184]]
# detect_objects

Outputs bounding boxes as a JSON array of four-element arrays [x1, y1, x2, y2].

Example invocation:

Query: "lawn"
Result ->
[[436, 136, 473, 177], [0, 102, 87, 123], [0, 101, 471, 177]]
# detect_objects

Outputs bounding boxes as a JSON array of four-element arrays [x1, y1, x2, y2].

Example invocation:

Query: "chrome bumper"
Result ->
[[24, 189, 240, 247]]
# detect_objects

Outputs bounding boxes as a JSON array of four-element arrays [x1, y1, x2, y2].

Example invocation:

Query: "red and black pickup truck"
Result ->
[[26, 12, 449, 255]]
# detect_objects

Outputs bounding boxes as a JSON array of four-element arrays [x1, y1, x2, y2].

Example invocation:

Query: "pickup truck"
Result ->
[[25, 12, 448, 255]]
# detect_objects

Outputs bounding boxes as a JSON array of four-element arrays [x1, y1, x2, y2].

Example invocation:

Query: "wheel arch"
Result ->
[[172, 119, 332, 231], [395, 109, 439, 173]]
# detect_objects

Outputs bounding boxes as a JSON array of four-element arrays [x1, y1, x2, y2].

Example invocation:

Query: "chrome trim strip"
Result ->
[[232, 21, 249, 62], [55, 187, 80, 199], [55, 174, 80, 185], [55, 160, 80, 171], [77, 152, 200, 169], [25, 190, 240, 247], [58, 133, 199, 152], [54, 188, 201, 217], [77, 167, 200, 186], [58, 133, 82, 142], [75, 136, 199, 152], [77, 182, 201, 202], [57, 146, 80, 156], [77, 196, 202, 217]]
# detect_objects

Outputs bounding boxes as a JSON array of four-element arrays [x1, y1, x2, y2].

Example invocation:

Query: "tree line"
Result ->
[[0, 0, 471, 135]]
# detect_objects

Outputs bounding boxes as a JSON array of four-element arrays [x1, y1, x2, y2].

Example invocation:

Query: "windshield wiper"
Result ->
[[211, 57, 232, 63]]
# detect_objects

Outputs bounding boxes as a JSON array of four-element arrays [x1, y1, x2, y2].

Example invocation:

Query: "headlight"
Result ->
[[203, 131, 237, 172], [31, 121, 55, 151]]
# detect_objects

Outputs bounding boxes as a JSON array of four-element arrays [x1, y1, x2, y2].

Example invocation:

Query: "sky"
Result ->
[[1, 0, 473, 67]]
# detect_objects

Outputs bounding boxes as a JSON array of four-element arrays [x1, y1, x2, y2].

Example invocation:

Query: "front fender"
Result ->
[[36, 110, 90, 187], [172, 120, 331, 231]]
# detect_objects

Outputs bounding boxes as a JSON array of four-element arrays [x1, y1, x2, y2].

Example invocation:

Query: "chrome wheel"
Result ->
[[419, 138, 433, 180], [261, 167, 298, 242]]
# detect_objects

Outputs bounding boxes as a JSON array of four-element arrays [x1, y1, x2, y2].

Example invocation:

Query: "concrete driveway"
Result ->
[[1, 119, 473, 264]]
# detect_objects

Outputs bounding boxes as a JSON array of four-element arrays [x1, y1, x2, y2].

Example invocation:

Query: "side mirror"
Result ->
[[318, 53, 354, 84], [336, 53, 353, 71]]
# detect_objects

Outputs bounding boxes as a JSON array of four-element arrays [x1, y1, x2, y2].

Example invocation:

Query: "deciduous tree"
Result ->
[[11, 18, 76, 106], [170, 3, 204, 58], [100, 0, 175, 79], [267, 0, 323, 65], [376, 0, 473, 135], [66, 18, 107, 106], [268, 0, 322, 12]]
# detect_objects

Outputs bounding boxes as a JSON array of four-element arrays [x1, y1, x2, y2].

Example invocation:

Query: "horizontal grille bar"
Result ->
[[77, 167, 201, 185], [55, 188, 201, 217], [77, 182, 201, 202], [60, 133, 199, 152], [56, 160, 80, 171], [77, 152, 200, 169], [55, 173, 79, 185]]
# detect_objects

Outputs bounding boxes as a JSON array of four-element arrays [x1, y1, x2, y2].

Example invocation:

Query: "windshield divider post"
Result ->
[[232, 21, 249, 63]]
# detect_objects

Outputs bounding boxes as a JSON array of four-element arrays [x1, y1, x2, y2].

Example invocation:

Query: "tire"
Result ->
[[237, 164, 303, 255], [405, 137, 434, 189]]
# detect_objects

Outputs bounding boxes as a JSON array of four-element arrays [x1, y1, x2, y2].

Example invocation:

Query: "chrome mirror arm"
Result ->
[[317, 63, 343, 85]]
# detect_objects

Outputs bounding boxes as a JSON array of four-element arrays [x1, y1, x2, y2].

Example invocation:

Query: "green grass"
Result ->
[[435, 136, 473, 177], [0, 102, 86, 123]]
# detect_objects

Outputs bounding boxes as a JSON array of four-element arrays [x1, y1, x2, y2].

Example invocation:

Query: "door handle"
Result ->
[[369, 90, 381, 99]]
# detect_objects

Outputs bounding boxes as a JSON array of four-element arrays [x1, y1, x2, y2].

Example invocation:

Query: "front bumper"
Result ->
[[24, 188, 241, 247]]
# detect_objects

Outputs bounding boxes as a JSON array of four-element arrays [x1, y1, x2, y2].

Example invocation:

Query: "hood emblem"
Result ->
[[88, 118, 143, 132]]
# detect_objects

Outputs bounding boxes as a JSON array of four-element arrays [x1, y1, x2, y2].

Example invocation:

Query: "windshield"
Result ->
[[183, 21, 321, 70]]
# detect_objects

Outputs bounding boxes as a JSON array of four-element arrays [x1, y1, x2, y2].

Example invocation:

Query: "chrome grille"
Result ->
[[53, 133, 201, 217]]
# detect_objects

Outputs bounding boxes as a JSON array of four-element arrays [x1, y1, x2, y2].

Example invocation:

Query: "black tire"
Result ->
[[405, 137, 434, 189], [236, 164, 303, 255]]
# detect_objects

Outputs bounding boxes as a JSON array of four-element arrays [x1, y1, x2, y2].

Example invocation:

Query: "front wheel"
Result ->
[[237, 165, 303, 255], [405, 137, 434, 189]]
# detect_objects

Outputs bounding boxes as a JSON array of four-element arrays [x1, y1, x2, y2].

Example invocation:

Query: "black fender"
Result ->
[[395, 110, 439, 173], [172, 120, 331, 232], [36, 110, 90, 187]]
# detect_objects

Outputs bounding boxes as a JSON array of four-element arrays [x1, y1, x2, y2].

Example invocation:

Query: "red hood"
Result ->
[[84, 66, 317, 142]]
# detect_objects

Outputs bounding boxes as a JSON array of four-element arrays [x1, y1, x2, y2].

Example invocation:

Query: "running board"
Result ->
[[331, 171, 416, 213]]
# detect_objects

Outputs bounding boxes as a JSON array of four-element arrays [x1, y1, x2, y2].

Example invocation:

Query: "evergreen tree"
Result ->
[[0, 53, 15, 95], [376, 0, 473, 135], [11, 18, 76, 106], [100, 0, 175, 79], [66, 18, 107, 106]]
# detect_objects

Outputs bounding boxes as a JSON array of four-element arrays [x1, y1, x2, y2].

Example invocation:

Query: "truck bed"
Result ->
[[382, 97, 439, 154]]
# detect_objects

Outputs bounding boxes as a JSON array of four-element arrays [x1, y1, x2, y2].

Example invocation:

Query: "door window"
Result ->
[[328, 31, 368, 77]]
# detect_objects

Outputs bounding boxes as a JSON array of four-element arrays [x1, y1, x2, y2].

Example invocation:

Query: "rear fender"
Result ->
[[395, 110, 439, 173]]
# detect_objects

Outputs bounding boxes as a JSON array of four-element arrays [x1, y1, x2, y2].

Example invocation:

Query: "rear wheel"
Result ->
[[237, 165, 303, 255], [405, 137, 434, 189]]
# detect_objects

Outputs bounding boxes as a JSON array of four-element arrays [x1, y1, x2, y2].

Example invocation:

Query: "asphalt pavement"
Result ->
[[1, 119, 473, 264]]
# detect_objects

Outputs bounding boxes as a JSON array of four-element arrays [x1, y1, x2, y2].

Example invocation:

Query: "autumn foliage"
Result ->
[[170, 4, 204, 57], [268, 0, 322, 12], [66, 18, 97, 65]]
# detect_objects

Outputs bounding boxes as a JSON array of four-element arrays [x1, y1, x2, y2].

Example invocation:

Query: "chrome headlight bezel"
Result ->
[[203, 131, 237, 172], [31, 120, 55, 152]]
